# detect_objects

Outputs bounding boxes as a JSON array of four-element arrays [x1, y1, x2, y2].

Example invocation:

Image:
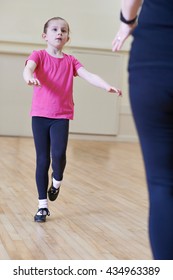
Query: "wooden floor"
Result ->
[[0, 136, 152, 260]]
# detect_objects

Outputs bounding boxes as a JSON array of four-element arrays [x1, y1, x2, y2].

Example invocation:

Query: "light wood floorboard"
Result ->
[[0, 136, 152, 259]]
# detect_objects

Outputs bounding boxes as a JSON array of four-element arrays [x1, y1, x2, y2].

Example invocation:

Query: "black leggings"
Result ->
[[129, 67, 173, 260], [32, 117, 69, 200]]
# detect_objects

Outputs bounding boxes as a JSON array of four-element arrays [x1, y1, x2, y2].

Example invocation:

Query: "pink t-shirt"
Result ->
[[26, 50, 83, 119]]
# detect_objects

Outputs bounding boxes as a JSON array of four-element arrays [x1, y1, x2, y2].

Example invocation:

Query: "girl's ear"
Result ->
[[42, 33, 47, 40]]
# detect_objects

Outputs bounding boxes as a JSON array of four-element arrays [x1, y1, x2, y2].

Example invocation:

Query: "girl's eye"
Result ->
[[53, 28, 57, 31]]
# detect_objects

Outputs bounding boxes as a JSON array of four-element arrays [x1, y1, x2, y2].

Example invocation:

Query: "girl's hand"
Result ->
[[26, 78, 41, 86], [107, 87, 122, 96], [112, 22, 136, 52]]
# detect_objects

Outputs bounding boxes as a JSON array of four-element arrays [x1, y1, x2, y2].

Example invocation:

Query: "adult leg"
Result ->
[[32, 117, 51, 199], [129, 68, 173, 259]]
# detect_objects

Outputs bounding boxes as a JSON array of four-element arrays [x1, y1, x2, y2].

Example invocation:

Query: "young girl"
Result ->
[[23, 16, 121, 223]]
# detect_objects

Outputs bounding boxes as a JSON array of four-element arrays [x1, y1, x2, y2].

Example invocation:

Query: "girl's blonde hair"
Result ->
[[43, 17, 70, 35]]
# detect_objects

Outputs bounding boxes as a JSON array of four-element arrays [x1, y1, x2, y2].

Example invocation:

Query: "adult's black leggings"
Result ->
[[32, 117, 69, 200], [129, 67, 173, 260]]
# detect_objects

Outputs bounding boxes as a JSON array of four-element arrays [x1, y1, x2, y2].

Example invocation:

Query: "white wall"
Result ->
[[0, 0, 137, 141], [0, 0, 132, 50]]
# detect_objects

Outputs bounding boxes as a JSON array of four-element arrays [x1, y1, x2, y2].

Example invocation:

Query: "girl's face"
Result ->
[[42, 19, 69, 49]]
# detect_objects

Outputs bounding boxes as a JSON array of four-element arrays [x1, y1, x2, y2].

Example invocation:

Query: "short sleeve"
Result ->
[[25, 50, 40, 66], [72, 56, 83, 76]]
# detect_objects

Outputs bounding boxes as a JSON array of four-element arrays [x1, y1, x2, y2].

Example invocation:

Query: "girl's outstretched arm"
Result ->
[[77, 67, 122, 96], [23, 60, 41, 86]]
